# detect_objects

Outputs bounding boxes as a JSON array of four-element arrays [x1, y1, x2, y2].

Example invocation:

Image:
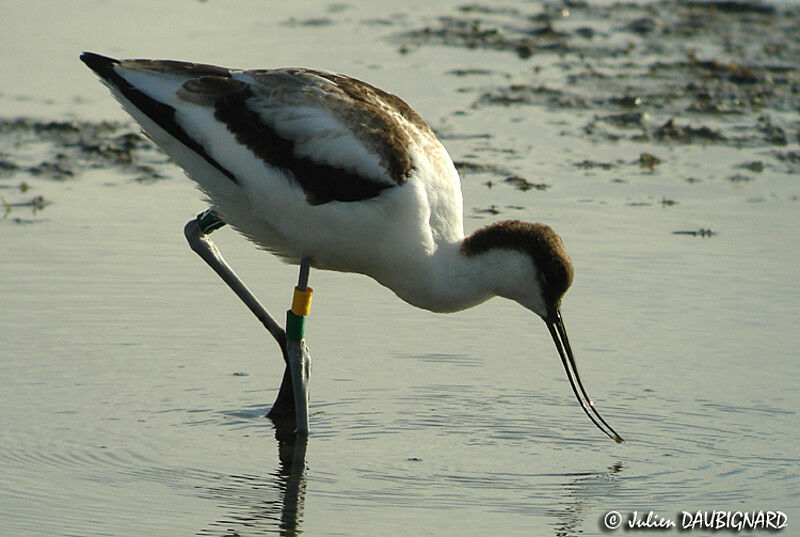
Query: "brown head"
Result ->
[[461, 220, 574, 320]]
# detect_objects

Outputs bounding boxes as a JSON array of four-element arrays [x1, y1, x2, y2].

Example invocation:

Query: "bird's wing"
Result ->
[[82, 53, 437, 205]]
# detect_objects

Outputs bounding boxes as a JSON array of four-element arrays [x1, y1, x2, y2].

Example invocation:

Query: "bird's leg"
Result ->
[[285, 256, 313, 435], [183, 209, 295, 419]]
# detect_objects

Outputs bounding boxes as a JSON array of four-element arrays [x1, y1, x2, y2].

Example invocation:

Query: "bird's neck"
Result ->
[[375, 237, 529, 314]]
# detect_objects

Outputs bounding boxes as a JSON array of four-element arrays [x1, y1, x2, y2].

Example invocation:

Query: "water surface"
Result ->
[[1, 1, 798, 535]]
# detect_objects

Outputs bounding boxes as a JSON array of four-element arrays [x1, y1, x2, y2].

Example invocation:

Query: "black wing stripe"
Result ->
[[80, 52, 239, 185], [212, 84, 395, 205]]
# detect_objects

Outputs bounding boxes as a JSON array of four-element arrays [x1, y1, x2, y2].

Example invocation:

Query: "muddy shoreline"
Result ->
[[2, 0, 798, 223]]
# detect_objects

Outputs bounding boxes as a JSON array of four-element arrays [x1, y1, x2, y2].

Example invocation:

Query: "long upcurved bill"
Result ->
[[546, 310, 624, 443]]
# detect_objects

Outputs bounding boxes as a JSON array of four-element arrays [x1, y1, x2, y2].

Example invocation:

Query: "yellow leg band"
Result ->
[[291, 286, 313, 316]]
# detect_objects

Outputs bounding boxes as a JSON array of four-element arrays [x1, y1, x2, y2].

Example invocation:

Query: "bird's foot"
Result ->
[[266, 364, 296, 420]]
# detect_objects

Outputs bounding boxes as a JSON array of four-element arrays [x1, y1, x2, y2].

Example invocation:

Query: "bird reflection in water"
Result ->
[[273, 418, 309, 536], [198, 419, 308, 536], [549, 462, 624, 537]]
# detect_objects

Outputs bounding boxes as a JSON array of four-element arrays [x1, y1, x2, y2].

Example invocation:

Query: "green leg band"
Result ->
[[286, 310, 305, 342]]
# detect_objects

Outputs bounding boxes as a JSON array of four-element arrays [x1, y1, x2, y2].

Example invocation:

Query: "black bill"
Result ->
[[546, 310, 624, 443]]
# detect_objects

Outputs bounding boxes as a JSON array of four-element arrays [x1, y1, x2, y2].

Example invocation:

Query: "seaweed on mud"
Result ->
[[673, 228, 716, 237], [0, 117, 164, 221], [476, 84, 588, 109], [504, 175, 548, 191], [736, 160, 764, 173], [399, 15, 586, 60], [0, 118, 159, 175], [0, 158, 19, 178], [639, 153, 662, 170], [398, 0, 800, 154], [575, 160, 616, 170], [653, 119, 726, 143], [453, 160, 511, 176], [772, 150, 800, 174]]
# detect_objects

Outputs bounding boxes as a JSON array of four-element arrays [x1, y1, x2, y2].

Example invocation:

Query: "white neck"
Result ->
[[372, 238, 538, 314]]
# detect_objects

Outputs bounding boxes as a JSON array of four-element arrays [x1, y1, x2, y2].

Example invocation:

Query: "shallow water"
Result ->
[[1, 0, 799, 536]]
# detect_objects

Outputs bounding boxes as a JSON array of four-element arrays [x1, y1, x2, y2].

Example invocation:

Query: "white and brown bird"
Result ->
[[81, 52, 623, 442]]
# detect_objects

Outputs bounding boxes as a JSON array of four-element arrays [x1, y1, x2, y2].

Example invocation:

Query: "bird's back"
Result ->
[[82, 53, 464, 275]]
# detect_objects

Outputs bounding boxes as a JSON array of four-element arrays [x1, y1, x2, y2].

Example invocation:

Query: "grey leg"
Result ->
[[183, 209, 295, 419], [286, 256, 312, 435]]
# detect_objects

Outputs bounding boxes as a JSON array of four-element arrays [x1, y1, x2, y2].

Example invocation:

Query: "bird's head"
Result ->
[[461, 220, 623, 443]]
